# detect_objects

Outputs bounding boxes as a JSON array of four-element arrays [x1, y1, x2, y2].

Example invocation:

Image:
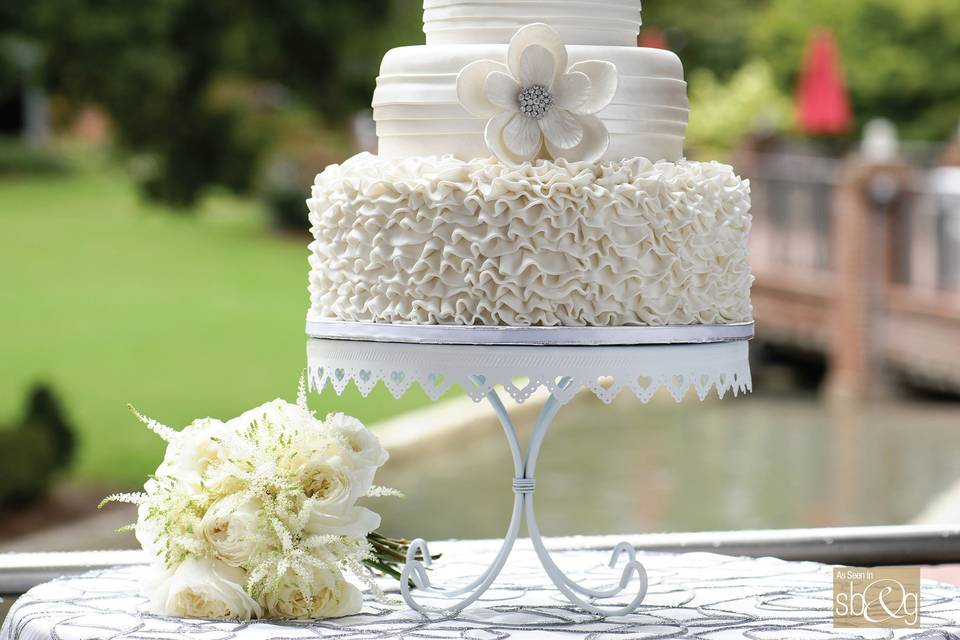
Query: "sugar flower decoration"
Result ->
[[456, 23, 618, 165]]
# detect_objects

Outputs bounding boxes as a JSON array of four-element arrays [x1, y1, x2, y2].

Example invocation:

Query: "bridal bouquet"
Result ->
[[102, 380, 418, 620]]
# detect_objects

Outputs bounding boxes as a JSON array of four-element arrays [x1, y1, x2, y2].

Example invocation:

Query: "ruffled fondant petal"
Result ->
[[545, 113, 609, 162], [457, 60, 510, 118], [567, 60, 619, 115], [508, 23, 567, 87], [485, 71, 520, 112], [505, 114, 543, 157], [539, 108, 583, 150], [518, 45, 557, 89], [554, 72, 591, 111], [307, 153, 754, 327], [485, 112, 537, 165]]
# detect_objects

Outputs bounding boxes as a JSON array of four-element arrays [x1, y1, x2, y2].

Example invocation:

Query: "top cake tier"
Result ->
[[424, 0, 643, 46]]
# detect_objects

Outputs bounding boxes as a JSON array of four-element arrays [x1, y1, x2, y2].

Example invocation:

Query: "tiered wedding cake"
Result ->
[[307, 0, 753, 327]]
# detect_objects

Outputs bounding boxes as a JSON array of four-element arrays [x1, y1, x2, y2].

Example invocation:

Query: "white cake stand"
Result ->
[[306, 321, 753, 617]]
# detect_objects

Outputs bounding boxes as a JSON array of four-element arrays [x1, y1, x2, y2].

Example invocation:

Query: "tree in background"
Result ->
[[0, 0, 411, 206], [687, 60, 793, 159], [6, 0, 960, 203], [643, 0, 773, 81], [752, 0, 960, 141]]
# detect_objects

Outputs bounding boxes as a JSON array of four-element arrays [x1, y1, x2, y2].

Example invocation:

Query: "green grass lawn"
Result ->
[[0, 168, 441, 486]]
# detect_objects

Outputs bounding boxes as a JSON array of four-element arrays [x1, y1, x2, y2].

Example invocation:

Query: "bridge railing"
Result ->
[[901, 175, 960, 295], [748, 152, 839, 278], [742, 147, 960, 396]]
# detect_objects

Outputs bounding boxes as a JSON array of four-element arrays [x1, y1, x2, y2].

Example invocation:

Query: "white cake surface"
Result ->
[[305, 0, 754, 328], [308, 154, 753, 327], [374, 44, 688, 162], [423, 0, 643, 46]]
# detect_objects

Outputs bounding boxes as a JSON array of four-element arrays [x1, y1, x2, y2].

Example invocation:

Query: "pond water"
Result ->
[[374, 392, 960, 541]]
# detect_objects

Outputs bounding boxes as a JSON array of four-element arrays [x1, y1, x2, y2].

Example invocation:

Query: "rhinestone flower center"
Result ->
[[518, 85, 554, 120]]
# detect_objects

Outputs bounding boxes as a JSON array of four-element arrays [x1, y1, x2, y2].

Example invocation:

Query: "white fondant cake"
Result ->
[[307, 0, 754, 328], [374, 44, 687, 162]]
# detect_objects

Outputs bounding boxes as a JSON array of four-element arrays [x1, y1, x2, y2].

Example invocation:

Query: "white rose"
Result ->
[[156, 418, 234, 492], [262, 564, 362, 619], [322, 413, 388, 499], [300, 462, 363, 512], [324, 413, 389, 470], [297, 461, 381, 540], [150, 557, 262, 620], [229, 399, 316, 439], [283, 431, 342, 477], [199, 497, 262, 566], [305, 504, 381, 540], [228, 399, 331, 472]]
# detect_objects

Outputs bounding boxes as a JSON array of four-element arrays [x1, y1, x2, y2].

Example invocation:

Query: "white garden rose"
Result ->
[[305, 504, 381, 540], [324, 413, 389, 469], [151, 558, 262, 620], [300, 462, 356, 511], [229, 399, 317, 437], [156, 418, 234, 492], [199, 497, 262, 566], [283, 429, 341, 477], [229, 399, 332, 474], [263, 564, 362, 619]]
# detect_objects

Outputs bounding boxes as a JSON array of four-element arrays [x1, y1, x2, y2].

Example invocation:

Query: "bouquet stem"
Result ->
[[365, 531, 440, 585]]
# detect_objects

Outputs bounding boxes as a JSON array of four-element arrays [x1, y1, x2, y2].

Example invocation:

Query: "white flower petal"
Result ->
[[305, 505, 381, 539], [152, 558, 263, 620], [263, 565, 362, 619], [457, 59, 510, 118], [554, 71, 591, 111], [484, 112, 538, 165], [567, 60, 619, 115], [518, 45, 557, 89], [504, 112, 544, 157], [507, 23, 568, 86], [485, 71, 520, 112], [545, 113, 610, 162], [539, 108, 583, 150]]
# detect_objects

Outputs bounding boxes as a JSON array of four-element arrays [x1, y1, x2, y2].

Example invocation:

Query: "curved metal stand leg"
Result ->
[[521, 383, 648, 615], [400, 381, 526, 615], [400, 378, 648, 617]]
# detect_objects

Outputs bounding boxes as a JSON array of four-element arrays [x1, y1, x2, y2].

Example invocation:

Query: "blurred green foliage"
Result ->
[[751, 0, 960, 140], [0, 168, 445, 485], [643, 0, 772, 81], [0, 0, 416, 206], [0, 137, 72, 175], [687, 60, 793, 158], [3, 0, 960, 204]]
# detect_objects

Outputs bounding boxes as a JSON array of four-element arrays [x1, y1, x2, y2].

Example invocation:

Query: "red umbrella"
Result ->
[[639, 29, 669, 50], [796, 29, 852, 135]]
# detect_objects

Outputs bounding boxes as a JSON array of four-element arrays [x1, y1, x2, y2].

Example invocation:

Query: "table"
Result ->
[[4, 539, 960, 639]]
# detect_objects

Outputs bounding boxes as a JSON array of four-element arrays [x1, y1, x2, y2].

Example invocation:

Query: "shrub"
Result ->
[[0, 138, 72, 176], [0, 385, 76, 510]]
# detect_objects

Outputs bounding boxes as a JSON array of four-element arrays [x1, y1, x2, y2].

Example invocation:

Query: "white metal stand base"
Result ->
[[306, 330, 752, 617], [399, 377, 648, 616]]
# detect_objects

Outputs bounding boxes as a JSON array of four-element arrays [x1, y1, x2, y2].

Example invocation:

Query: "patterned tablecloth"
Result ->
[[3, 538, 960, 639]]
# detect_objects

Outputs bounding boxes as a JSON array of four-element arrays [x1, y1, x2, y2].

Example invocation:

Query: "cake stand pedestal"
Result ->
[[306, 323, 753, 617]]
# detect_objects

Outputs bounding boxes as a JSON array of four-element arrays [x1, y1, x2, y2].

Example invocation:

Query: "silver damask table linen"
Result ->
[[4, 538, 960, 639]]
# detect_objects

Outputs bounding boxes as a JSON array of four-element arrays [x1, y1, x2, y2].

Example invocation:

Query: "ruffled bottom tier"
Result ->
[[307, 153, 754, 327]]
